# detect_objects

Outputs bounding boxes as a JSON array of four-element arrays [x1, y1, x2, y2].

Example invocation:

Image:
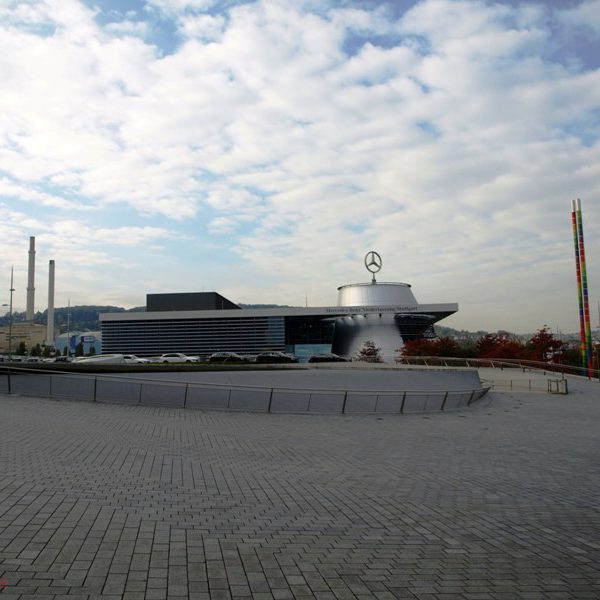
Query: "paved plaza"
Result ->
[[0, 375, 599, 599]]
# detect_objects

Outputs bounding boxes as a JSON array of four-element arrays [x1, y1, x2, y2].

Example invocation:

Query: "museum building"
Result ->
[[100, 259, 458, 361]]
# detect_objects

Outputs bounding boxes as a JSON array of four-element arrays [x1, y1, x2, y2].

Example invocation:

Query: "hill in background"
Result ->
[[0, 306, 144, 332], [0, 304, 292, 333]]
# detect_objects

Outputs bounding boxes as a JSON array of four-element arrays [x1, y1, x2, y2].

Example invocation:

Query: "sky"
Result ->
[[0, 0, 599, 333]]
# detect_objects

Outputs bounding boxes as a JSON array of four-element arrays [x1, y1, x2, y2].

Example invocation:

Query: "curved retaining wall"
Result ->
[[0, 367, 489, 414]]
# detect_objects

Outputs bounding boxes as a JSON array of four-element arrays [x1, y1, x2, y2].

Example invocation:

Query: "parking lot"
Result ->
[[0, 376, 599, 599]]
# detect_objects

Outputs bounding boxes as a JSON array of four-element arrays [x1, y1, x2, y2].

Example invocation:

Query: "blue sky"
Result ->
[[0, 0, 599, 332]]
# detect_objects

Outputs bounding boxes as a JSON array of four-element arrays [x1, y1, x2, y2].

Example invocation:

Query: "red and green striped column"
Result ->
[[572, 198, 593, 376]]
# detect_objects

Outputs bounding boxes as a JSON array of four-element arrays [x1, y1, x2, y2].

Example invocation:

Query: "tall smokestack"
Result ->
[[26, 236, 35, 321], [46, 260, 55, 347]]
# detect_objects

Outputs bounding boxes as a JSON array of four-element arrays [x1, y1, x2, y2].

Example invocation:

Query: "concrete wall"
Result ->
[[0, 368, 488, 414]]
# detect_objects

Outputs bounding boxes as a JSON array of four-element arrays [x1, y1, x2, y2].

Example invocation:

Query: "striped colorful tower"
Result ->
[[572, 199, 593, 375], [571, 200, 586, 369]]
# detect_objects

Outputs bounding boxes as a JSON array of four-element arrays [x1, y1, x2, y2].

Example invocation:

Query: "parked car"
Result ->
[[4, 356, 23, 362], [255, 351, 298, 364], [53, 356, 73, 363], [72, 354, 134, 365], [122, 354, 151, 364], [157, 353, 200, 363], [208, 352, 248, 363], [70, 354, 149, 365], [308, 353, 350, 363]]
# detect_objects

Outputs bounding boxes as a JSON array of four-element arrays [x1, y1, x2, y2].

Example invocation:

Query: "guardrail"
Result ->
[[0, 366, 490, 415], [397, 356, 597, 379], [482, 377, 568, 394]]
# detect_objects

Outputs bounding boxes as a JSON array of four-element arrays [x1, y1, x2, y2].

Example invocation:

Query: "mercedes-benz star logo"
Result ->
[[365, 251, 382, 274]]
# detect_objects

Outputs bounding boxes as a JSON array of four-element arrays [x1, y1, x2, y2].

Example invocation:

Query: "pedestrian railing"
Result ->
[[483, 377, 567, 394], [397, 356, 597, 380], [0, 366, 490, 414]]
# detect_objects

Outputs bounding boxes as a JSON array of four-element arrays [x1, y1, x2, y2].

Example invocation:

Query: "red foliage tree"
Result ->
[[401, 338, 435, 357], [527, 326, 564, 362], [476, 334, 529, 360], [400, 336, 459, 357], [399, 327, 566, 363]]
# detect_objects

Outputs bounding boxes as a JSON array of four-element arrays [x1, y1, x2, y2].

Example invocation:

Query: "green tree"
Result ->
[[355, 340, 383, 363], [16, 341, 27, 355], [75, 341, 84, 357], [30, 343, 42, 357]]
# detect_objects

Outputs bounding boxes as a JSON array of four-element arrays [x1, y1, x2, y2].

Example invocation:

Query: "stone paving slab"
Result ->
[[0, 382, 599, 599]]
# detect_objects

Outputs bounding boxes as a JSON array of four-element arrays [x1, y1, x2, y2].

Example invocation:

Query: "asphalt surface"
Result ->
[[112, 367, 483, 392], [0, 374, 599, 599]]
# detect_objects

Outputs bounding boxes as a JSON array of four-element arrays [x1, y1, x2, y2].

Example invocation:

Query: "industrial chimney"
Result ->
[[26, 236, 35, 321], [46, 260, 55, 347]]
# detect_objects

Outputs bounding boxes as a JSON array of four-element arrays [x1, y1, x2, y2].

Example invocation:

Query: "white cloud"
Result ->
[[0, 0, 598, 330], [559, 0, 600, 32], [178, 13, 225, 39], [208, 216, 238, 234], [0, 178, 90, 210], [105, 19, 150, 37]]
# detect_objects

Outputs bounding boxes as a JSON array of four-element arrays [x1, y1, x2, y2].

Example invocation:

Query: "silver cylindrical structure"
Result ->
[[332, 313, 404, 362], [337, 282, 418, 307], [26, 236, 35, 321], [46, 260, 55, 347], [333, 282, 420, 362]]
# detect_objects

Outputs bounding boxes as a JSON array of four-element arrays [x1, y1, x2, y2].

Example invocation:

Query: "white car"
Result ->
[[52, 356, 73, 363], [158, 353, 200, 363], [72, 354, 150, 365], [73, 354, 126, 364], [122, 354, 151, 364]]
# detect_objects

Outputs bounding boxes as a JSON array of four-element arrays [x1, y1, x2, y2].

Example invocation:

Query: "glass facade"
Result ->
[[284, 316, 335, 345], [101, 308, 454, 360], [102, 316, 285, 357], [286, 343, 332, 362]]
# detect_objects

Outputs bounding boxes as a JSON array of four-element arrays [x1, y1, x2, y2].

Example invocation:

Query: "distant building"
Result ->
[[147, 292, 239, 312], [0, 322, 49, 353], [54, 332, 102, 356]]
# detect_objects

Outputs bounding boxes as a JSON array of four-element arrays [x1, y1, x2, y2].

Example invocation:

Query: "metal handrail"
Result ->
[[397, 356, 593, 378]]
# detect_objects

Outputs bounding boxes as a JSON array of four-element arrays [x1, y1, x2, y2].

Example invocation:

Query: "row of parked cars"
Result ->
[[0, 355, 80, 364], [0, 355, 48, 363], [205, 351, 350, 363], [208, 351, 299, 363], [1, 351, 350, 365], [65, 351, 349, 365]]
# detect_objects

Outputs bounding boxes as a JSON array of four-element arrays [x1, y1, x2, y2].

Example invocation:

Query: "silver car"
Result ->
[[122, 354, 151, 364], [158, 353, 200, 363]]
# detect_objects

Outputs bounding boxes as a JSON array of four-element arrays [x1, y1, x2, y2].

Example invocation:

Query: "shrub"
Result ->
[[355, 340, 383, 363]]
